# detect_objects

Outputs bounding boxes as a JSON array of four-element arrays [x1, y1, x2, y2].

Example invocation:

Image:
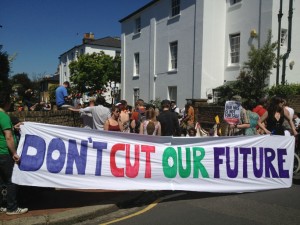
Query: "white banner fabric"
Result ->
[[12, 122, 294, 193]]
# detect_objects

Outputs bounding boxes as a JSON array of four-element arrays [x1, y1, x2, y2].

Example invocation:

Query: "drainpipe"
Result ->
[[192, 0, 197, 99], [258, 0, 262, 48], [276, 0, 283, 86], [281, 0, 293, 85]]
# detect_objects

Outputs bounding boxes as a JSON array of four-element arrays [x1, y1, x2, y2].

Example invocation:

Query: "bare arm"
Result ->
[[157, 122, 161, 136], [257, 111, 271, 134], [104, 120, 109, 131], [139, 122, 144, 134], [4, 129, 19, 162], [284, 108, 298, 136]]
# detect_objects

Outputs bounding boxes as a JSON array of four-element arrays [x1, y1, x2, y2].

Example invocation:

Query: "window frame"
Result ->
[[134, 52, 140, 76], [168, 86, 177, 103], [169, 41, 178, 71], [171, 0, 181, 17], [231, 0, 241, 5], [133, 88, 140, 104], [229, 33, 240, 64], [135, 17, 141, 34]]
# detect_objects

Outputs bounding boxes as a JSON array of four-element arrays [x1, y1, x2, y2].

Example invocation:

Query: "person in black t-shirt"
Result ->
[[157, 99, 181, 136]]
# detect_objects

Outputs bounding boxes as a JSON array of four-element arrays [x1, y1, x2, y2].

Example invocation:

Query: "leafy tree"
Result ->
[[216, 31, 277, 105], [0, 50, 10, 89], [10, 73, 33, 97], [48, 84, 59, 103], [69, 52, 121, 93], [236, 30, 277, 103]]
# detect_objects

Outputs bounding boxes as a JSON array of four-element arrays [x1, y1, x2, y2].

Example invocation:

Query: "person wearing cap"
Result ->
[[157, 99, 180, 136], [55, 81, 73, 109]]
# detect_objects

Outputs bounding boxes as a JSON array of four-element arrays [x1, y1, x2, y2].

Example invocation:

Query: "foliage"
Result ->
[[149, 97, 162, 108], [214, 81, 239, 105], [216, 30, 277, 105], [237, 30, 277, 101], [268, 83, 300, 98], [69, 52, 121, 94], [0, 50, 10, 89], [10, 73, 33, 94], [48, 84, 59, 103]]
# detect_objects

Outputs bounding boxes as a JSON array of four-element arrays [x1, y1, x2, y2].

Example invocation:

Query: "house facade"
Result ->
[[120, 0, 300, 108], [58, 34, 121, 104]]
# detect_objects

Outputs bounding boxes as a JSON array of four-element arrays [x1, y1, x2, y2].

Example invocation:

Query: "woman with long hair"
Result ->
[[104, 105, 123, 132], [258, 96, 297, 136], [139, 108, 161, 136]]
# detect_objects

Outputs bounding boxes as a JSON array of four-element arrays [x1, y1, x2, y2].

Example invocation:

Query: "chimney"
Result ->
[[83, 32, 95, 44]]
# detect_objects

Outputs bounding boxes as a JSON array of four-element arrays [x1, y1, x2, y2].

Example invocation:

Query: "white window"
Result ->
[[135, 17, 141, 33], [168, 86, 177, 102], [230, 34, 240, 64], [231, 0, 241, 5], [134, 53, 140, 75], [280, 29, 288, 46], [169, 41, 178, 70], [134, 88, 140, 104], [171, 0, 180, 17]]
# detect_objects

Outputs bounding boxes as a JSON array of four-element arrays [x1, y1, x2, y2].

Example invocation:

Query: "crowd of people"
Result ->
[[63, 90, 300, 139], [225, 95, 299, 138], [2, 80, 300, 217], [66, 94, 202, 138]]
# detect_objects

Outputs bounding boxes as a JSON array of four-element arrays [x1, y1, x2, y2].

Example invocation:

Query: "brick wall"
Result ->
[[7, 110, 82, 127], [6, 95, 300, 130]]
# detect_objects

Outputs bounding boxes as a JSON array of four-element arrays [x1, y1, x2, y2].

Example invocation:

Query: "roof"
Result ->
[[85, 36, 121, 48], [59, 36, 120, 57], [119, 0, 160, 23]]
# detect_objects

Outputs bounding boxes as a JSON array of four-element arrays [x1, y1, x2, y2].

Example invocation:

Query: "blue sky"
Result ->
[[0, 0, 151, 78]]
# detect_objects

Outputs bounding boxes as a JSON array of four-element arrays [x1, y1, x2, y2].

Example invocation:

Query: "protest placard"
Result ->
[[224, 100, 241, 125]]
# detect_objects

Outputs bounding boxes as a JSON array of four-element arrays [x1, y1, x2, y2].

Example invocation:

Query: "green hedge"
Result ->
[[268, 83, 300, 98]]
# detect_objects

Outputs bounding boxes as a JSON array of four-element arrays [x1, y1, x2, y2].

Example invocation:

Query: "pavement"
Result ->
[[1, 176, 300, 225], [0, 187, 145, 225]]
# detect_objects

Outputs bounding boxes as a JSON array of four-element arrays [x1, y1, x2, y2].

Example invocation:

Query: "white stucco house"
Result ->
[[120, 0, 300, 108], [58, 33, 121, 104]]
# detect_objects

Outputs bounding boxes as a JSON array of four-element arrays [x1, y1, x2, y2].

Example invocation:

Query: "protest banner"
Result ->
[[224, 100, 241, 124], [12, 122, 294, 193]]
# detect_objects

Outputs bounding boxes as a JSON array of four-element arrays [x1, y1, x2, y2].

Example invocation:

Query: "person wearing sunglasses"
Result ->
[[104, 105, 123, 132]]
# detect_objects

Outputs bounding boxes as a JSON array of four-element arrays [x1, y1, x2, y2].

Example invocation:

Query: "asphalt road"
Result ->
[[74, 182, 300, 225]]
